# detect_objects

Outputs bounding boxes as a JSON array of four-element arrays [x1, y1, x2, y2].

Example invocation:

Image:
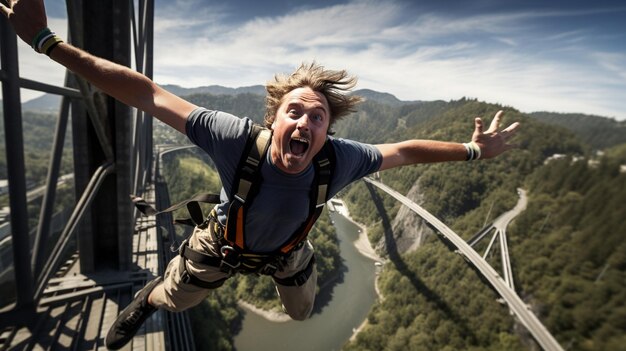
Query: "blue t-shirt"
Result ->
[[186, 108, 382, 252]]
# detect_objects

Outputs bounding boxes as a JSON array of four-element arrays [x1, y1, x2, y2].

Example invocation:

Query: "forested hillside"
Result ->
[[0, 111, 73, 185], [0, 111, 75, 223], [510, 150, 626, 350], [186, 92, 266, 124], [529, 112, 626, 150], [336, 100, 625, 350], [154, 92, 267, 145]]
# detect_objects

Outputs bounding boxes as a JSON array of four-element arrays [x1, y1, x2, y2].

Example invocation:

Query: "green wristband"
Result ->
[[32, 27, 52, 51]]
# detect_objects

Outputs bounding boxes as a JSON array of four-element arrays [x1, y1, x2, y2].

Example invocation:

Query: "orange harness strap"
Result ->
[[223, 125, 334, 255]]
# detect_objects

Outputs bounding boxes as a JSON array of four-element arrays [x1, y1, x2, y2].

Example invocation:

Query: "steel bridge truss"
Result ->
[[0, 0, 154, 329]]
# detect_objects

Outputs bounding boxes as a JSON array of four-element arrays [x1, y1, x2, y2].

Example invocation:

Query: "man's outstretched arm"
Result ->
[[46, 44, 197, 133], [376, 110, 520, 171], [1, 0, 197, 134]]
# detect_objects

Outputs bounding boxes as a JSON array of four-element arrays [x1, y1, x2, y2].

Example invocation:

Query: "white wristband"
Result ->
[[469, 141, 481, 160], [463, 142, 481, 161]]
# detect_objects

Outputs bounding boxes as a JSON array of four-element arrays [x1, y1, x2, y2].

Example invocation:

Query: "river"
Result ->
[[233, 209, 379, 351]]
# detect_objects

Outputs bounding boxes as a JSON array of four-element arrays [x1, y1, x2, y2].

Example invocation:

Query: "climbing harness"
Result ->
[[132, 123, 334, 287]]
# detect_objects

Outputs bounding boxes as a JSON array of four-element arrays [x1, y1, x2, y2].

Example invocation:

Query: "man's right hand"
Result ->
[[0, 0, 48, 46]]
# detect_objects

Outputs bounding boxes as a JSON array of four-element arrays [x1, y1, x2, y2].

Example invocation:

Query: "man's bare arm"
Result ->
[[48, 44, 196, 133], [376, 110, 520, 171]]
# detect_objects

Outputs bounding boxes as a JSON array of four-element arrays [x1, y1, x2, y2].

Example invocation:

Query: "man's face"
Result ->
[[270, 87, 330, 174]]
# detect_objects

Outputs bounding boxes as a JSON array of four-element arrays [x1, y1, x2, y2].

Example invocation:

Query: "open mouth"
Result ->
[[289, 137, 309, 157]]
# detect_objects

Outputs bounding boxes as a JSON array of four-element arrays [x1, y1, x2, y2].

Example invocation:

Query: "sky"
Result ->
[[16, 0, 626, 120]]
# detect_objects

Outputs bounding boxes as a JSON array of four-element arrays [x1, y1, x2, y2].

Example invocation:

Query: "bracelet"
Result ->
[[41, 35, 63, 55], [45, 40, 63, 56], [32, 27, 64, 56], [463, 141, 482, 161], [463, 143, 472, 161], [32, 27, 51, 49]]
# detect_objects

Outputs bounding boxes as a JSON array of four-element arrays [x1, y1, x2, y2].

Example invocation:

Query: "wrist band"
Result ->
[[32, 27, 51, 50], [44, 39, 63, 56], [32, 27, 64, 56], [469, 141, 481, 160], [463, 143, 472, 161], [463, 141, 482, 161], [40, 35, 63, 55]]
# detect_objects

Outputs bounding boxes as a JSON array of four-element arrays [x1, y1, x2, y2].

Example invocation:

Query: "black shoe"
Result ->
[[105, 277, 162, 350]]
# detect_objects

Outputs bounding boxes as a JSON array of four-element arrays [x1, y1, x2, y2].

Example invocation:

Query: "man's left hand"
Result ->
[[471, 110, 520, 159]]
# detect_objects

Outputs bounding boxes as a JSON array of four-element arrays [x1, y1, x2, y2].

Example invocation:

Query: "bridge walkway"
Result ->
[[1, 186, 168, 350]]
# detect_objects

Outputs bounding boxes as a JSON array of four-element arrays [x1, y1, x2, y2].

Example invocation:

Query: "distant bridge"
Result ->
[[467, 188, 528, 291], [362, 177, 563, 351]]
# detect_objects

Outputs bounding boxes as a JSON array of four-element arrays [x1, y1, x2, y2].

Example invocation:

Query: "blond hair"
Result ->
[[264, 62, 363, 132]]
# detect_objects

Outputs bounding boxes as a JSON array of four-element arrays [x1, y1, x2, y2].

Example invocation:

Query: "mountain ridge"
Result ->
[[18, 87, 624, 152], [21, 85, 414, 111]]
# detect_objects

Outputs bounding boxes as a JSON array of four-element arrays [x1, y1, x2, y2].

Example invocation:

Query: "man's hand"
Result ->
[[0, 0, 48, 46], [471, 110, 520, 159]]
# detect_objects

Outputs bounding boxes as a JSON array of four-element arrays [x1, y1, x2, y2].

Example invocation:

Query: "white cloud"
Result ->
[[152, 2, 626, 119], [15, 1, 626, 120], [593, 52, 626, 81]]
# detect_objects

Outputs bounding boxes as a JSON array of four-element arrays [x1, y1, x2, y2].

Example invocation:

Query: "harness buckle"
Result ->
[[292, 273, 309, 287], [219, 245, 241, 273], [180, 268, 192, 284], [178, 256, 193, 284], [260, 263, 278, 276]]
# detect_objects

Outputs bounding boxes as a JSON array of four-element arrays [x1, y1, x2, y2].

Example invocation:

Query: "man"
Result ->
[[2, 1, 520, 349]]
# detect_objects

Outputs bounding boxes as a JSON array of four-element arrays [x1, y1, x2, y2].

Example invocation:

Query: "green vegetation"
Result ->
[[187, 288, 243, 351], [186, 92, 266, 125], [345, 244, 528, 351], [0, 110, 75, 224], [510, 155, 626, 350], [338, 100, 625, 350], [343, 100, 584, 231], [153, 92, 266, 146], [529, 112, 626, 150], [0, 111, 74, 207]]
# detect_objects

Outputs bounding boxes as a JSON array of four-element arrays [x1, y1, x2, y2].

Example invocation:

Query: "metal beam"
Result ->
[[68, 0, 135, 272], [130, 0, 154, 197], [0, 15, 35, 315], [32, 92, 71, 276], [36, 162, 115, 299]]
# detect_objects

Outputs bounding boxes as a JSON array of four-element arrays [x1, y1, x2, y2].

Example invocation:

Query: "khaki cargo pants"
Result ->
[[150, 221, 318, 321]]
